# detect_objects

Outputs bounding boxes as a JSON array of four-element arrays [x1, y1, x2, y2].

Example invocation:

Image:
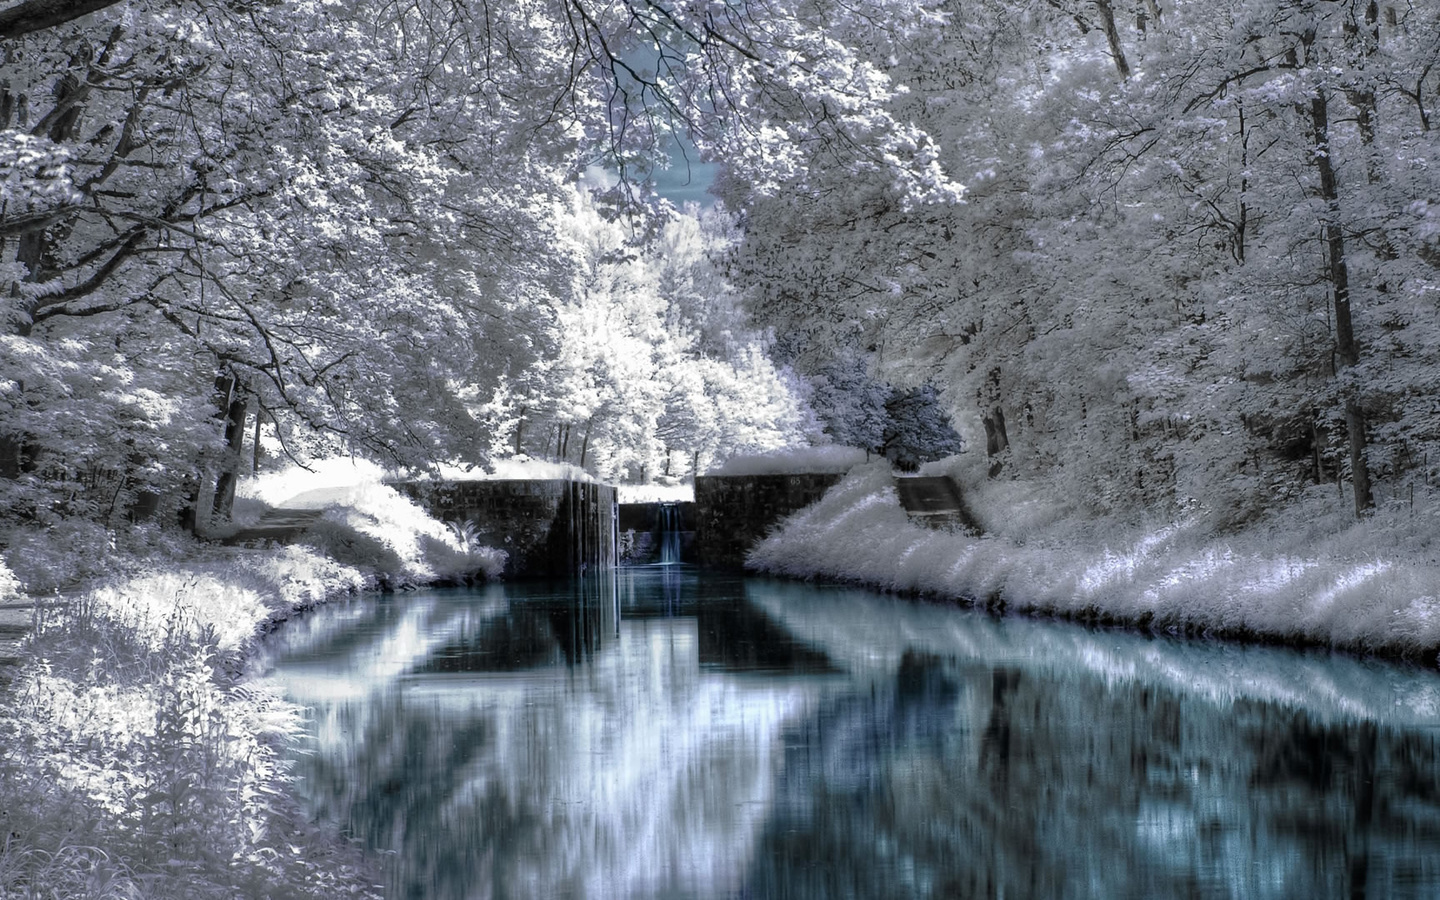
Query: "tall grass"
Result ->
[[237, 462, 506, 585], [0, 548, 386, 899], [748, 458, 1440, 657], [0, 457, 520, 897]]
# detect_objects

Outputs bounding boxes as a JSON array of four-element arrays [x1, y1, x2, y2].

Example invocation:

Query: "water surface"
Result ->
[[257, 568, 1440, 898]]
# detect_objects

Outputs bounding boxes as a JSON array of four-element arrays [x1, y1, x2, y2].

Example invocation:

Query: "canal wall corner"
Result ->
[[391, 479, 617, 578], [693, 473, 846, 569]]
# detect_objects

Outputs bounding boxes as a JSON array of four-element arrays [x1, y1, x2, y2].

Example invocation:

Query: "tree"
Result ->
[[1, 1, 552, 525], [717, 0, 1440, 526], [881, 383, 965, 471], [487, 184, 810, 482], [808, 355, 891, 455], [0, 0, 961, 529]]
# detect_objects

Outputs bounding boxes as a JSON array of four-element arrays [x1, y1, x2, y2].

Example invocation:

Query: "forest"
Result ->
[[2, 0, 1438, 547], [3, 1, 1440, 896]]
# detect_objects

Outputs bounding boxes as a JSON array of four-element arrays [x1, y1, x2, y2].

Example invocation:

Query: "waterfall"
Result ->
[[658, 502, 682, 565]]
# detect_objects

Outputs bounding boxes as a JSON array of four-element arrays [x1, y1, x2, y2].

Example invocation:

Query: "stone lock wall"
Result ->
[[391, 479, 616, 578], [692, 473, 844, 569]]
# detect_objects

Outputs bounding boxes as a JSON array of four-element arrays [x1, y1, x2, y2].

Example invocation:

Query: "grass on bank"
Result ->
[[747, 455, 1440, 659], [0, 468, 507, 899]]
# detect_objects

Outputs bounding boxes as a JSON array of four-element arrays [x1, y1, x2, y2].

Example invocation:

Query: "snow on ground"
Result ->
[[705, 445, 870, 476], [747, 456, 1440, 657], [238, 460, 506, 583]]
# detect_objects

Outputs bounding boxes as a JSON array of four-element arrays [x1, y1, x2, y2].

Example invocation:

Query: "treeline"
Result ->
[[8, 0, 1423, 538], [0, 0, 956, 533], [717, 0, 1440, 527]]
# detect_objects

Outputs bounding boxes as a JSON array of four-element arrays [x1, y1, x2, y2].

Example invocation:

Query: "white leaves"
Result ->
[[0, 131, 80, 211], [466, 185, 807, 479]]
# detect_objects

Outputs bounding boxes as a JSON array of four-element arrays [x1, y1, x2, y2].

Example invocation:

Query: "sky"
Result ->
[[652, 135, 719, 207]]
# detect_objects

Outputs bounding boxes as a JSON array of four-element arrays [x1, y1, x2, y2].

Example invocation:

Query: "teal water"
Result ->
[[256, 568, 1440, 899]]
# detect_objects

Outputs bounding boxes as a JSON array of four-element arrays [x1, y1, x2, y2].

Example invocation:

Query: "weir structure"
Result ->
[[392, 479, 618, 579], [394, 469, 966, 577], [617, 501, 696, 565], [395, 471, 850, 575]]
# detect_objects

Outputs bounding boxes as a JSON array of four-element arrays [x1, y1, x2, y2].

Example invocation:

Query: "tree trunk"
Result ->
[[209, 374, 248, 526], [1343, 1, 1384, 187], [1310, 90, 1374, 517], [983, 406, 1009, 455], [0, 0, 128, 40], [1092, 0, 1131, 80], [252, 406, 263, 474], [0, 433, 21, 479], [1234, 101, 1250, 264]]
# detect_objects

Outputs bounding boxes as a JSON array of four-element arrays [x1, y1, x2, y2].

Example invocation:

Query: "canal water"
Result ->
[[255, 568, 1440, 899]]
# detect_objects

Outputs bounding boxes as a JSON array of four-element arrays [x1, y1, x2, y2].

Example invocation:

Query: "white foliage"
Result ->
[[749, 461, 1440, 654], [0, 545, 380, 897], [240, 462, 507, 583], [468, 186, 813, 482]]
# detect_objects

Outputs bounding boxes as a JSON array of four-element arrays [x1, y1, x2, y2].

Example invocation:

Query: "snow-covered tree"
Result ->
[[468, 184, 810, 483], [0, 0, 949, 526], [718, 0, 1440, 526]]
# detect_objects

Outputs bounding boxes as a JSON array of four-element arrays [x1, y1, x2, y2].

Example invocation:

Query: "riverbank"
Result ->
[[746, 457, 1440, 663], [0, 479, 504, 898]]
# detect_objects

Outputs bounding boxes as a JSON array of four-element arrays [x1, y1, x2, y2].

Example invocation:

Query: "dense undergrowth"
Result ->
[[0, 473, 503, 899], [747, 456, 1440, 661]]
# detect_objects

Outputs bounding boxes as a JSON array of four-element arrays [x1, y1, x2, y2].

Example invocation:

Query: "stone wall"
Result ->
[[391, 479, 616, 578], [692, 473, 844, 569]]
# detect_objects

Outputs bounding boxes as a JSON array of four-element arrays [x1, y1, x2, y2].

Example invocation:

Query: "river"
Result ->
[[254, 567, 1440, 898]]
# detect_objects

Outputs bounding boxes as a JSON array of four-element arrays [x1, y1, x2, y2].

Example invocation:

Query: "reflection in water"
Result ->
[[257, 570, 1440, 899]]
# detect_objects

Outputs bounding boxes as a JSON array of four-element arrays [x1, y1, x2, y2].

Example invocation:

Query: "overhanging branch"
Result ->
[[0, 0, 129, 40]]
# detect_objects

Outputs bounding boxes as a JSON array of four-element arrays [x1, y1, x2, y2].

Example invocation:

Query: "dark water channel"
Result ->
[[255, 568, 1440, 899]]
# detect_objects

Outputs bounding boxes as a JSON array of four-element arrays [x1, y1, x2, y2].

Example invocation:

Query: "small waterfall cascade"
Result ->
[[658, 503, 683, 565]]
